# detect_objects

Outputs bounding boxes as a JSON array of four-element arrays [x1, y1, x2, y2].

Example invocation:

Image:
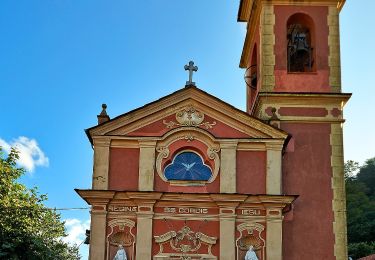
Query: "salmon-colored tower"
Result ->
[[238, 0, 350, 259]]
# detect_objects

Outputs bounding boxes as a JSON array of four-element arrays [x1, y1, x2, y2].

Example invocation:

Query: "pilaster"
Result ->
[[260, 4, 275, 92], [266, 142, 283, 195], [266, 208, 283, 260], [89, 206, 107, 260], [328, 6, 342, 93], [92, 137, 110, 190], [135, 205, 154, 260], [219, 141, 238, 193], [138, 140, 157, 191], [218, 204, 238, 260], [330, 123, 348, 260]]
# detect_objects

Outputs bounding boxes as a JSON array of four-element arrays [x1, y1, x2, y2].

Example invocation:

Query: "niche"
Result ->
[[287, 13, 315, 72]]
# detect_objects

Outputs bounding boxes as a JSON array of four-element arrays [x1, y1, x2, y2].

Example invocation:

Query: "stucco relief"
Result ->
[[153, 225, 217, 260], [163, 106, 216, 129], [236, 223, 265, 260], [107, 219, 136, 260], [155, 127, 220, 185]]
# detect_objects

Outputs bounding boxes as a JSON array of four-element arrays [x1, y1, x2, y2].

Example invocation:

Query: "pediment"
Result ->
[[86, 86, 287, 142]]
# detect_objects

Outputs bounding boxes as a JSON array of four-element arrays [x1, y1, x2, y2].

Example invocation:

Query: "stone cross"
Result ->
[[184, 61, 198, 86]]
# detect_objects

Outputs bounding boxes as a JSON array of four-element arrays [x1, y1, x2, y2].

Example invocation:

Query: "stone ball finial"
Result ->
[[100, 104, 108, 116], [97, 103, 110, 125], [270, 107, 279, 120]]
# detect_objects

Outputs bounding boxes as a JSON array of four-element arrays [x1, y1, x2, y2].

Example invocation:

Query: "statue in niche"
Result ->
[[245, 245, 258, 260], [113, 245, 127, 260]]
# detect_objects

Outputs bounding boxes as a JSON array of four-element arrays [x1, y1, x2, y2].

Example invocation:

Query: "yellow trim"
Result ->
[[138, 140, 157, 191], [330, 123, 348, 260], [88, 210, 107, 260], [253, 93, 351, 121], [266, 143, 283, 195], [328, 6, 342, 92], [260, 5, 276, 91], [92, 137, 110, 190], [219, 140, 238, 193]]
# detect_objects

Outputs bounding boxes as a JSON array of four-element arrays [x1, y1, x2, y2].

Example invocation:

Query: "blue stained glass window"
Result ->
[[164, 152, 212, 181]]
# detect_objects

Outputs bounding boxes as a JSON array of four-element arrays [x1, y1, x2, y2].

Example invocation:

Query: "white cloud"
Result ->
[[0, 136, 49, 172], [63, 218, 90, 246]]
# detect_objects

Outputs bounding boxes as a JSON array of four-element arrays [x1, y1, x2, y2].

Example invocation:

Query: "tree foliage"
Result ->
[[346, 158, 375, 259], [0, 148, 79, 259]]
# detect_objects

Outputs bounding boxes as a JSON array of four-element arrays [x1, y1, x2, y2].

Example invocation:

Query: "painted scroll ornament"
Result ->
[[154, 225, 217, 259], [163, 106, 216, 129]]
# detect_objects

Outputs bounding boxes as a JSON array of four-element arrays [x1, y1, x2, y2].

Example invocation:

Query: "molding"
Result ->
[[265, 141, 284, 151], [237, 142, 266, 151], [87, 87, 288, 140], [219, 140, 239, 149], [155, 128, 221, 185], [253, 92, 351, 121], [138, 140, 157, 148], [111, 139, 139, 148], [76, 189, 297, 206], [92, 136, 111, 147]]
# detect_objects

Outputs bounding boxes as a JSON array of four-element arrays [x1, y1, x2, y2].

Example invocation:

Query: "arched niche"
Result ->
[[287, 13, 315, 72], [236, 222, 265, 260], [106, 219, 136, 260]]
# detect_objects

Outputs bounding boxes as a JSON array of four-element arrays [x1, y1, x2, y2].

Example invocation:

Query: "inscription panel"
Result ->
[[108, 205, 138, 212], [154, 206, 218, 215], [236, 208, 266, 216]]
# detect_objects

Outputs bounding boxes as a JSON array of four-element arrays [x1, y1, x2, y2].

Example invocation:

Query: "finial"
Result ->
[[100, 104, 108, 116], [270, 107, 278, 120], [184, 60, 198, 87], [97, 103, 110, 125], [269, 107, 280, 128]]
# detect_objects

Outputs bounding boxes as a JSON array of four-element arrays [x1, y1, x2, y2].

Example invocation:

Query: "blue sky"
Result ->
[[0, 1, 374, 258]]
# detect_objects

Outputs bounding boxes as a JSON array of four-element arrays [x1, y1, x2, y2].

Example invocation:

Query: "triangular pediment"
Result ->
[[86, 86, 288, 142]]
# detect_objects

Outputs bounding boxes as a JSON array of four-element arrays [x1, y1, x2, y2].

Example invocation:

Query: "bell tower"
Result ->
[[238, 0, 350, 259]]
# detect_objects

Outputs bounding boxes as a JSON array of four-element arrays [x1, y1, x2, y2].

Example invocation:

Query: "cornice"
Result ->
[[253, 92, 351, 120], [87, 87, 288, 141], [75, 190, 298, 206], [75, 189, 115, 205]]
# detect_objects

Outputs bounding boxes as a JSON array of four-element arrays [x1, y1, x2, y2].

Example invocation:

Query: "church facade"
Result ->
[[76, 0, 350, 259]]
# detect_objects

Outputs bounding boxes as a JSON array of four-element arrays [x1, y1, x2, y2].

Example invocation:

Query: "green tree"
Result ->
[[348, 242, 375, 260], [344, 160, 360, 180], [346, 158, 375, 259], [0, 148, 79, 260], [357, 158, 375, 198]]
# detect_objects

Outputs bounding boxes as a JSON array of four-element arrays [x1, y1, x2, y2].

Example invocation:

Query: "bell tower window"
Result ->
[[287, 13, 315, 72]]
